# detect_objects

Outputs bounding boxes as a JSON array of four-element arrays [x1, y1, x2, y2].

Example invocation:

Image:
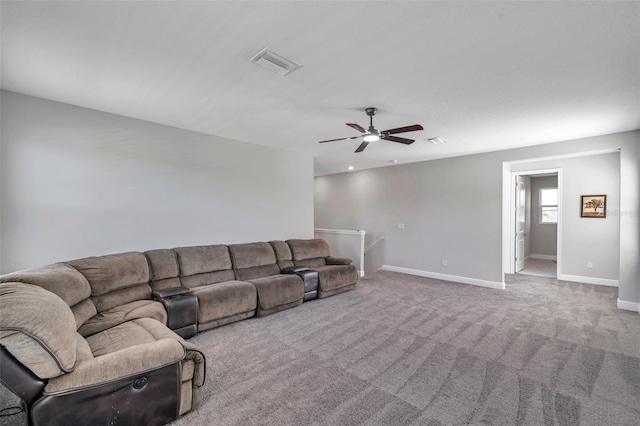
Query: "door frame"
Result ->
[[503, 167, 563, 277], [514, 175, 527, 273]]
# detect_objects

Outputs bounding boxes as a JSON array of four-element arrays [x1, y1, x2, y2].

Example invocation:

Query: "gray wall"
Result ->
[[512, 153, 620, 281], [0, 91, 314, 273], [315, 130, 640, 307], [529, 175, 558, 257], [316, 153, 504, 282]]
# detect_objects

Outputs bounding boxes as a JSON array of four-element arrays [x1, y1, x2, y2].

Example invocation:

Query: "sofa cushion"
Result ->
[[0, 283, 77, 378], [145, 249, 179, 281], [311, 264, 359, 292], [0, 263, 91, 308], [191, 281, 256, 324], [90, 283, 152, 312], [85, 318, 168, 357], [180, 270, 236, 289], [0, 264, 97, 329], [229, 242, 275, 269], [75, 333, 94, 363], [287, 239, 331, 261], [292, 257, 327, 268], [71, 299, 98, 329], [249, 275, 303, 310], [144, 249, 185, 293], [269, 241, 294, 270], [174, 245, 231, 276], [151, 277, 183, 291], [230, 242, 280, 280], [68, 252, 150, 297], [78, 300, 167, 337], [236, 264, 280, 281]]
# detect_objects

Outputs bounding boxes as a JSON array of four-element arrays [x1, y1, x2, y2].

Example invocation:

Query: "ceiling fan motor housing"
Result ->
[[365, 107, 378, 117]]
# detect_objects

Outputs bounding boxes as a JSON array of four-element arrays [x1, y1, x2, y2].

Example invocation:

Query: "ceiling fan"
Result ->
[[319, 107, 423, 153]]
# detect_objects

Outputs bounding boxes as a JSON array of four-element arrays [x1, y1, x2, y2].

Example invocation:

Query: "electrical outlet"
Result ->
[[397, 223, 405, 229], [442, 259, 447, 266], [587, 261, 593, 269]]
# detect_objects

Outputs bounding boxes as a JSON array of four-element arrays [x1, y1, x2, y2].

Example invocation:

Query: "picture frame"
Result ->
[[581, 195, 606, 218]]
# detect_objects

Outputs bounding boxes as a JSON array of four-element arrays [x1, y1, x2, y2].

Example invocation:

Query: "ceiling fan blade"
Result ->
[[319, 135, 362, 143], [383, 135, 415, 145], [355, 141, 370, 153], [383, 124, 424, 134], [346, 123, 366, 132]]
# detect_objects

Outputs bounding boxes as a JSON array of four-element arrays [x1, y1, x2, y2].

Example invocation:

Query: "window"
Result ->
[[540, 188, 558, 224]]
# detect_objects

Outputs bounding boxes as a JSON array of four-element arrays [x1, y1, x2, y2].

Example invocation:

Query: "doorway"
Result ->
[[505, 168, 562, 279]]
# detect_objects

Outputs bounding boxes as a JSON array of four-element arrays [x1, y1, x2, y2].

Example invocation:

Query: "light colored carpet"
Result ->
[[2, 270, 639, 425]]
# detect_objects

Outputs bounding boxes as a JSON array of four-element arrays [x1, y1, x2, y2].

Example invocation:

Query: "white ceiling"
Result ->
[[2, 1, 639, 176]]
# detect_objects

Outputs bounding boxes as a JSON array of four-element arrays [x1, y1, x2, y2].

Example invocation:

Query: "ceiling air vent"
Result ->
[[428, 137, 447, 145], [250, 47, 301, 76]]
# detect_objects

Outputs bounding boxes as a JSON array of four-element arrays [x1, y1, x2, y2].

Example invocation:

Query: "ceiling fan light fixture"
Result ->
[[363, 134, 380, 142]]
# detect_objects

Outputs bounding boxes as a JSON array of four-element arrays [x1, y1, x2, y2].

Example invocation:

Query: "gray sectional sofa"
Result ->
[[0, 238, 357, 425]]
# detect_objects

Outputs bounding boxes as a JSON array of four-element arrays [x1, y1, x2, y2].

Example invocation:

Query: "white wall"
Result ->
[[0, 91, 314, 273], [529, 175, 558, 257], [315, 130, 640, 309]]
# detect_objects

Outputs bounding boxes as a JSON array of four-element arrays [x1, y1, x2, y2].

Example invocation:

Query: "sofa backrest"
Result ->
[[144, 249, 183, 291], [67, 252, 151, 313], [0, 283, 81, 379], [0, 263, 96, 329], [269, 241, 294, 270], [229, 242, 280, 281], [287, 239, 330, 268], [173, 245, 235, 289]]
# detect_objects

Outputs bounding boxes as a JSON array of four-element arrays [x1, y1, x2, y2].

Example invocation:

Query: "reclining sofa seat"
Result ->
[[172, 245, 257, 332], [228, 242, 304, 317], [67, 252, 167, 336], [0, 256, 205, 425], [269, 240, 319, 301], [286, 239, 359, 298]]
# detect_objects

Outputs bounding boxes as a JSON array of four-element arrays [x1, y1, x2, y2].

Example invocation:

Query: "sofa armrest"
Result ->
[[181, 340, 206, 387], [152, 287, 190, 299], [44, 338, 185, 394], [281, 266, 310, 274], [326, 256, 352, 265]]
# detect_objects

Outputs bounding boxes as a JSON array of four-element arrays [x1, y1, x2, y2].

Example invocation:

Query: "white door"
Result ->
[[515, 176, 526, 272]]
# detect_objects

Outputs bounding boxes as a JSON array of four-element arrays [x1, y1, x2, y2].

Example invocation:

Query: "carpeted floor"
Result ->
[[2, 270, 639, 425]]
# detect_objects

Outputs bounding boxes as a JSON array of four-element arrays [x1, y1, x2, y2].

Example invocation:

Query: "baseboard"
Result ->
[[559, 274, 618, 287], [530, 254, 557, 261], [382, 265, 505, 290], [617, 298, 640, 313]]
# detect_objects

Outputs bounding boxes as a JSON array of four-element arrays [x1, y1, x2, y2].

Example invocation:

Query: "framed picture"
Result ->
[[581, 195, 606, 218]]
